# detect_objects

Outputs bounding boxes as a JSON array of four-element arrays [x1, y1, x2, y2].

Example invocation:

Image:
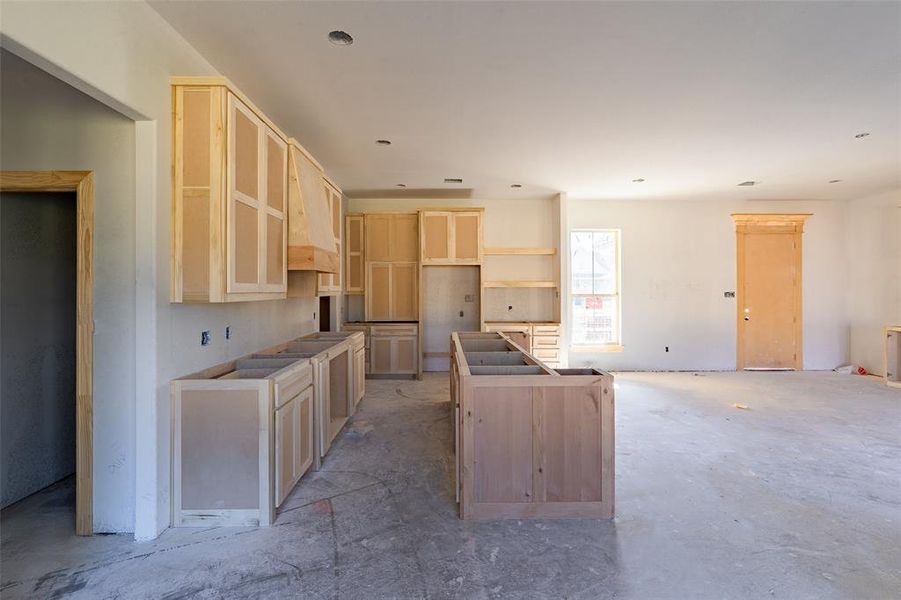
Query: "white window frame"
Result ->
[[569, 229, 623, 352]]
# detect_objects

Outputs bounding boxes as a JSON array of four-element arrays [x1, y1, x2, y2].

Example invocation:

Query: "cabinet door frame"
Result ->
[[274, 396, 298, 507], [260, 127, 288, 293], [420, 211, 453, 264], [295, 386, 315, 480], [345, 214, 365, 294], [451, 211, 482, 264]]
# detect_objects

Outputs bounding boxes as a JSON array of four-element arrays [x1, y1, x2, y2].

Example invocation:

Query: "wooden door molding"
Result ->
[[732, 213, 810, 371], [1, 171, 94, 535]]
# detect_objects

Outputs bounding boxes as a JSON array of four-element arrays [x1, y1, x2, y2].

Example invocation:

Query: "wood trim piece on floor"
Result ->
[[1, 171, 94, 536]]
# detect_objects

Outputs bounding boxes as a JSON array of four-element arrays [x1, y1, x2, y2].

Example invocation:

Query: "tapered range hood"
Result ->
[[286, 140, 339, 273]]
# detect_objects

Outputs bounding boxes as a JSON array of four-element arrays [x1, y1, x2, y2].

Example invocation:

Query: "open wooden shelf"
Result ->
[[482, 280, 557, 288], [484, 247, 556, 256]]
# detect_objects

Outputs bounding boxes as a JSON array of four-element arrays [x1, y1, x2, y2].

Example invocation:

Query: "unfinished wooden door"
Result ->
[[393, 214, 419, 261], [345, 215, 364, 294], [263, 130, 287, 292], [295, 386, 314, 481], [365, 214, 392, 261], [391, 262, 418, 321], [228, 94, 264, 293], [365, 262, 392, 320], [453, 212, 481, 263], [421, 211, 452, 263], [733, 214, 809, 370], [274, 395, 298, 507], [393, 336, 418, 374], [370, 337, 393, 374]]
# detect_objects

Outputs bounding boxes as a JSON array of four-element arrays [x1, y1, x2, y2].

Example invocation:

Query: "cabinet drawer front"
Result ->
[[274, 363, 313, 408], [371, 324, 418, 337], [531, 324, 561, 336], [484, 323, 530, 334], [532, 335, 560, 348], [532, 347, 559, 360]]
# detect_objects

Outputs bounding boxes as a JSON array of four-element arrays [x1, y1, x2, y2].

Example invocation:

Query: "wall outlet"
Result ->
[[665, 346, 669, 353], [507, 305, 513, 311], [225, 326, 231, 340], [724, 291, 736, 298], [201, 330, 211, 346]]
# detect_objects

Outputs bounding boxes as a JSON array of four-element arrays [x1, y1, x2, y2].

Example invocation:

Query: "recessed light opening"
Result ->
[[396, 183, 407, 188], [375, 139, 391, 146], [444, 178, 463, 184], [328, 31, 354, 45], [854, 132, 870, 139], [511, 184, 522, 188], [828, 179, 842, 184], [737, 181, 758, 187]]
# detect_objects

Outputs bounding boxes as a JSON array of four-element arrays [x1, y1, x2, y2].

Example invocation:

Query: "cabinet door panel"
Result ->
[[454, 213, 480, 262], [393, 336, 418, 374], [296, 387, 314, 478], [391, 263, 418, 321], [233, 106, 259, 200], [266, 136, 286, 212], [365, 215, 391, 261], [233, 200, 260, 285], [366, 263, 392, 321], [393, 214, 419, 261], [275, 397, 297, 507], [346, 216, 364, 293], [266, 213, 284, 285], [422, 213, 450, 262], [371, 337, 393, 373]]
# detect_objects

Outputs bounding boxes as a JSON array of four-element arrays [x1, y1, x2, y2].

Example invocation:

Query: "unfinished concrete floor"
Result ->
[[2, 372, 900, 599]]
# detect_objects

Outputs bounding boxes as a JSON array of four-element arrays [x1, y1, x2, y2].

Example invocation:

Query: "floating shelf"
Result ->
[[482, 280, 558, 288], [484, 247, 556, 256]]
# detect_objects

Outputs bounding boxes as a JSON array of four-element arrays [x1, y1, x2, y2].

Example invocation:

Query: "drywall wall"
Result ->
[[347, 196, 560, 322], [422, 266, 481, 371], [1, 2, 318, 537], [566, 198, 848, 371], [0, 50, 137, 529], [846, 189, 901, 374], [1, 192, 77, 508]]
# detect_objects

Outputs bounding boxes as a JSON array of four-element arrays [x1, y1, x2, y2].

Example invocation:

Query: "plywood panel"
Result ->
[[393, 214, 419, 261], [266, 214, 283, 285], [394, 337, 418, 374], [371, 337, 393, 373], [330, 188, 341, 239], [454, 213, 480, 261], [181, 389, 260, 509], [182, 89, 210, 187], [348, 217, 362, 253], [234, 201, 259, 285], [349, 256, 362, 291], [539, 386, 602, 502], [182, 188, 210, 298], [297, 388, 313, 472], [365, 214, 391, 261], [472, 387, 533, 503], [233, 106, 258, 200], [266, 135, 285, 211], [274, 398, 295, 506], [391, 263, 417, 321], [423, 213, 450, 261], [367, 263, 392, 321]]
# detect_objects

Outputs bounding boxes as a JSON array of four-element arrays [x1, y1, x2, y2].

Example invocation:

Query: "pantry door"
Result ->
[[733, 214, 810, 371]]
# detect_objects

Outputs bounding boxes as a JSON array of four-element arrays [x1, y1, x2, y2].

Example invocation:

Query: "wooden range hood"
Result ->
[[286, 139, 339, 273]]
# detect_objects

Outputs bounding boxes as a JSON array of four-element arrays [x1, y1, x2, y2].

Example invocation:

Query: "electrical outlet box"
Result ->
[[225, 326, 231, 340], [724, 291, 736, 298], [201, 331, 211, 346]]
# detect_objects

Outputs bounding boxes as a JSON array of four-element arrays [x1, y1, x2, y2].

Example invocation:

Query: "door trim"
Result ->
[[732, 213, 811, 371], [1, 171, 94, 535]]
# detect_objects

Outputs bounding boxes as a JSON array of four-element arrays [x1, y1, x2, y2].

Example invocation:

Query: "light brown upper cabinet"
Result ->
[[365, 214, 418, 262], [420, 210, 483, 265], [345, 214, 364, 294], [318, 180, 343, 295], [365, 262, 418, 321], [171, 78, 288, 302]]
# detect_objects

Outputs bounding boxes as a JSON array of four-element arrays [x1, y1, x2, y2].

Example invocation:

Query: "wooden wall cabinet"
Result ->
[[370, 324, 419, 375], [365, 262, 418, 321], [345, 214, 365, 294], [318, 181, 343, 295], [420, 210, 482, 265], [365, 213, 418, 262], [171, 80, 288, 303]]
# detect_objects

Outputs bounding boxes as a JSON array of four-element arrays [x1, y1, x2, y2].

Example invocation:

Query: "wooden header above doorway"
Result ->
[[731, 213, 812, 234]]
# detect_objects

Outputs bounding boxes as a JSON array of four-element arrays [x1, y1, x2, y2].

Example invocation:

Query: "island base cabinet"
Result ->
[[275, 386, 314, 507]]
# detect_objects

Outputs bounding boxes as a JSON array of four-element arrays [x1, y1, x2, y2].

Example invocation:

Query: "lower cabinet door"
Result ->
[[274, 396, 298, 507], [393, 336, 418, 374], [370, 337, 393, 374], [294, 386, 314, 481]]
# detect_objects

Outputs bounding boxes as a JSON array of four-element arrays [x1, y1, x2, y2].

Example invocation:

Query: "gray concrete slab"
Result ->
[[2, 372, 899, 599]]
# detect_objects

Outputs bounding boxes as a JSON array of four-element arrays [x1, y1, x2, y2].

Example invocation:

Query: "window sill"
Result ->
[[571, 344, 624, 353]]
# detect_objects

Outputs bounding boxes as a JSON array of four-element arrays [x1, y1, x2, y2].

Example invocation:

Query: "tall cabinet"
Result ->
[[363, 214, 418, 321], [171, 79, 288, 303]]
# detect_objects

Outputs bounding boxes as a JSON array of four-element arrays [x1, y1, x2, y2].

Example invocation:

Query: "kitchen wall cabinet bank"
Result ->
[[421, 210, 483, 265], [171, 78, 289, 302]]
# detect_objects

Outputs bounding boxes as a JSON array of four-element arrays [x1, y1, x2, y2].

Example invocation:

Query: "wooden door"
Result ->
[[421, 212, 451, 263], [295, 386, 314, 480], [345, 215, 364, 293], [370, 337, 393, 373], [366, 262, 392, 320], [263, 130, 287, 292], [365, 214, 392, 261], [227, 94, 264, 293], [274, 396, 297, 507], [733, 214, 809, 370], [453, 212, 481, 263], [392, 214, 419, 261], [391, 262, 418, 321], [393, 336, 418, 374]]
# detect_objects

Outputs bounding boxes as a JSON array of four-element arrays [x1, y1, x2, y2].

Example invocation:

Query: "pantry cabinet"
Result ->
[[318, 181, 343, 295], [345, 214, 365, 294], [365, 213, 418, 262], [365, 262, 418, 321], [171, 79, 288, 303], [420, 210, 482, 265]]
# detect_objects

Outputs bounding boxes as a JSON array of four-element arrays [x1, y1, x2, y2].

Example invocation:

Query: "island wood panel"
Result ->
[[472, 387, 533, 503]]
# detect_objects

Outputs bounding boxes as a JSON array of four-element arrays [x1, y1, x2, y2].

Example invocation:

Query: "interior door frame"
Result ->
[[732, 213, 810, 371], [1, 170, 94, 535]]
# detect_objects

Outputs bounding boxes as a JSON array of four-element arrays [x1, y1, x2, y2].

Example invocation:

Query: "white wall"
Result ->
[[566, 199, 849, 371], [846, 189, 901, 374], [1, 1, 317, 537]]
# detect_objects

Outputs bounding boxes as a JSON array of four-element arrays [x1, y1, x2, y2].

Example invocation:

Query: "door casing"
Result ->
[[732, 213, 810, 371]]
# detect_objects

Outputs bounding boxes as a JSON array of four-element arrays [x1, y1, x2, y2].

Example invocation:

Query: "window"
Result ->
[[570, 230, 621, 349]]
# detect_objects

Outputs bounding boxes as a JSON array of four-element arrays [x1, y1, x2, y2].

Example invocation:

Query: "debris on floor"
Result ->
[[834, 365, 868, 375], [733, 403, 749, 410]]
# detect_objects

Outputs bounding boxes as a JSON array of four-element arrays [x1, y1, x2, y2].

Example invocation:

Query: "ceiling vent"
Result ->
[[444, 178, 463, 184], [328, 31, 354, 45], [737, 181, 758, 187]]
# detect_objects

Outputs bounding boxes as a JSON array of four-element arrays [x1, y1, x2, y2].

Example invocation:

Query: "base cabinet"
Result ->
[[275, 386, 314, 507], [369, 324, 419, 376]]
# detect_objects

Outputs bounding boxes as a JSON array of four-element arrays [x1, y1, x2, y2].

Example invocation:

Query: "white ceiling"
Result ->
[[150, 1, 901, 201]]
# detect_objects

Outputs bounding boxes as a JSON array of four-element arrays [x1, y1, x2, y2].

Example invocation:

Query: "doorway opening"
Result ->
[[0, 172, 94, 535], [319, 295, 332, 332], [732, 213, 810, 371]]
